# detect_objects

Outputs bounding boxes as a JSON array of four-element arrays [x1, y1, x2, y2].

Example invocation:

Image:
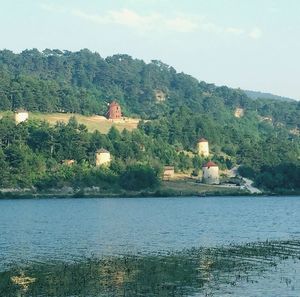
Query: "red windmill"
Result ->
[[107, 101, 122, 120]]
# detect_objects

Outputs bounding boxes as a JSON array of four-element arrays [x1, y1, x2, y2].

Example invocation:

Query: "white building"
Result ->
[[95, 148, 111, 167], [202, 161, 219, 184], [163, 166, 175, 180], [14, 109, 29, 124], [234, 107, 244, 118], [197, 138, 209, 157]]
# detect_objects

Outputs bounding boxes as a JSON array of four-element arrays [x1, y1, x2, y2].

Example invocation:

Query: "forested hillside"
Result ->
[[0, 49, 299, 124], [0, 49, 299, 193], [244, 90, 295, 102], [0, 117, 186, 191]]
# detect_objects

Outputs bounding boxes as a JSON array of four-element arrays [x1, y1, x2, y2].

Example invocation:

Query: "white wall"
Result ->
[[202, 166, 219, 184], [15, 112, 29, 124], [96, 152, 111, 166], [198, 142, 209, 157]]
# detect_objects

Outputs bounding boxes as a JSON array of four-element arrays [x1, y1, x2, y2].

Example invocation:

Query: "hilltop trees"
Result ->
[[0, 49, 299, 126]]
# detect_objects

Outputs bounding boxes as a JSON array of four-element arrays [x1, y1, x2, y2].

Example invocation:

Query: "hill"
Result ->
[[243, 90, 296, 102], [0, 49, 299, 193], [0, 49, 298, 126]]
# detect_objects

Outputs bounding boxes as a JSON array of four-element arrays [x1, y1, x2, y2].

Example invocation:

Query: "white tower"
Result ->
[[14, 109, 29, 124], [95, 148, 111, 167], [198, 138, 209, 157], [202, 161, 219, 184]]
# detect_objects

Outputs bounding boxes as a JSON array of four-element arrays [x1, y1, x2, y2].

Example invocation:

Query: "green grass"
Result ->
[[160, 180, 248, 196], [0, 111, 140, 134]]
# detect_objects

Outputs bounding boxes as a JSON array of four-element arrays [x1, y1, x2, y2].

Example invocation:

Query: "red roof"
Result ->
[[109, 101, 120, 107], [198, 138, 208, 143], [203, 161, 218, 168]]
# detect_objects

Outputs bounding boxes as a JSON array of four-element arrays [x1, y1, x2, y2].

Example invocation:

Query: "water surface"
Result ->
[[0, 196, 299, 296]]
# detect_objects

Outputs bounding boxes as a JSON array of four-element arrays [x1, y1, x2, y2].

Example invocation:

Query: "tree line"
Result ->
[[0, 116, 204, 191], [0, 49, 299, 127]]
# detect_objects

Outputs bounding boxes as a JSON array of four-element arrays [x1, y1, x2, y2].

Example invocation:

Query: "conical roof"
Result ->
[[97, 148, 109, 153], [109, 101, 120, 107], [203, 161, 218, 168]]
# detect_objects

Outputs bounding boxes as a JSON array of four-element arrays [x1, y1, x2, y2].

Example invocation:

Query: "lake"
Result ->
[[0, 196, 299, 296]]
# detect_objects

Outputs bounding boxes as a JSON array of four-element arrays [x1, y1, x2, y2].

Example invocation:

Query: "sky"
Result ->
[[0, 0, 299, 99]]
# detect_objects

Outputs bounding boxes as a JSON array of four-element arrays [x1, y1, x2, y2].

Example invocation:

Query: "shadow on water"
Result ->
[[1, 239, 300, 297]]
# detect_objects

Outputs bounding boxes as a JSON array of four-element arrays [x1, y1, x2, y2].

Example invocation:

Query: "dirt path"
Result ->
[[242, 178, 262, 194], [229, 166, 262, 194]]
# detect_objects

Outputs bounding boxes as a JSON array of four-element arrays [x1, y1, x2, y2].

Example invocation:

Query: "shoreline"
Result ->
[[1, 180, 299, 200], [1, 189, 299, 200]]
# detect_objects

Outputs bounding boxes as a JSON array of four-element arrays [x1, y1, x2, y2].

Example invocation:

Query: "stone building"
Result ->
[[163, 166, 175, 180], [155, 89, 166, 102], [14, 109, 29, 124], [202, 161, 219, 184], [95, 148, 111, 167], [107, 101, 122, 120], [197, 138, 209, 157], [234, 107, 244, 118]]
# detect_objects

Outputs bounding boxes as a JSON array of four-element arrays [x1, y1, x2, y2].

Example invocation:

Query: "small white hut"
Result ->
[[202, 161, 219, 184], [163, 166, 175, 180], [197, 138, 209, 157], [95, 148, 111, 167], [14, 109, 29, 124]]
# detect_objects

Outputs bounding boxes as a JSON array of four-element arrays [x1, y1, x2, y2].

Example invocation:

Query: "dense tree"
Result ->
[[0, 49, 299, 126], [120, 164, 160, 191], [254, 163, 300, 192], [0, 118, 186, 190]]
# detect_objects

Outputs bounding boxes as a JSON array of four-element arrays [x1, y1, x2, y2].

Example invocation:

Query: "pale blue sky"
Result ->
[[0, 0, 299, 99]]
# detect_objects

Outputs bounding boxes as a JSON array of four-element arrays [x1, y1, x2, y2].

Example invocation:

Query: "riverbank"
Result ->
[[0, 180, 259, 199], [1, 180, 299, 199]]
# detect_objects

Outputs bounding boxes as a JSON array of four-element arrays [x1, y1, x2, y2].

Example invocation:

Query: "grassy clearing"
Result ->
[[0, 111, 140, 134], [160, 180, 248, 196]]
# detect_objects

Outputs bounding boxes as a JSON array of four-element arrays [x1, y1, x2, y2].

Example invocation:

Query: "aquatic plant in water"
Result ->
[[0, 239, 299, 296]]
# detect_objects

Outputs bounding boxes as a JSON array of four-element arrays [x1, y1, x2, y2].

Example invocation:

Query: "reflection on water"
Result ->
[[1, 197, 300, 296], [1, 239, 300, 297]]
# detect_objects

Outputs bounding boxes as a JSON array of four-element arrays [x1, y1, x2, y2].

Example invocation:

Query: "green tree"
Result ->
[[120, 164, 159, 191]]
